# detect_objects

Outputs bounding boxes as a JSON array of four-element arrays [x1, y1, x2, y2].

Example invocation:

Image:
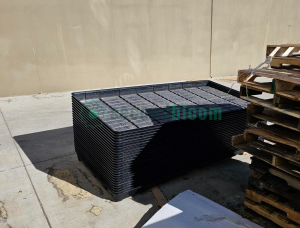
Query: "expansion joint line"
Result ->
[[0, 110, 52, 228]]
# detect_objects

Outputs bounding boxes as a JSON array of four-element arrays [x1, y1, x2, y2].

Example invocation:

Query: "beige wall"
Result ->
[[1, 0, 300, 97], [211, 0, 300, 77], [0, 0, 212, 97]]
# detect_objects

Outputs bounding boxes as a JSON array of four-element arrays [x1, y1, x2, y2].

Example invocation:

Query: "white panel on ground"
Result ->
[[143, 190, 261, 228]]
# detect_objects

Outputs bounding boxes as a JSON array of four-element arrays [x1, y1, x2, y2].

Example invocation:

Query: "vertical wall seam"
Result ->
[[24, 7, 42, 94], [209, 0, 214, 78]]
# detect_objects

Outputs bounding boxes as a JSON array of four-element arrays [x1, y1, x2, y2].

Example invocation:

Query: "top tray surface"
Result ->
[[72, 81, 247, 133]]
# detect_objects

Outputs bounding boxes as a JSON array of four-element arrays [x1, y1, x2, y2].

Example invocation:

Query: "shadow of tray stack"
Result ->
[[72, 80, 248, 201], [232, 44, 300, 228]]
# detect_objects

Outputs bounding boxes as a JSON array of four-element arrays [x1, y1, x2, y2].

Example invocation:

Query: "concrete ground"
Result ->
[[0, 78, 277, 228]]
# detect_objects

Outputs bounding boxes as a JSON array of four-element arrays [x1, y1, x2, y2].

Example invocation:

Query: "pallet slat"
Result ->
[[267, 45, 300, 57], [238, 69, 300, 84], [271, 57, 300, 69]]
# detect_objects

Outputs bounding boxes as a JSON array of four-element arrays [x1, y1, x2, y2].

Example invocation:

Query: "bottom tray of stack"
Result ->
[[72, 80, 248, 201]]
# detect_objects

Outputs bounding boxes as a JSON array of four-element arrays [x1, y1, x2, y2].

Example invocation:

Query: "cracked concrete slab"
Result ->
[[0, 167, 49, 228], [25, 154, 157, 228]]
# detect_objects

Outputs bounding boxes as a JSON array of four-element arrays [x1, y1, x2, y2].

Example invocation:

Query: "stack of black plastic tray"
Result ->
[[72, 80, 248, 201]]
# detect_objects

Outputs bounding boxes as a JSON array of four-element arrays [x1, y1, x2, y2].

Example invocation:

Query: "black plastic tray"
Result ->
[[72, 80, 248, 200]]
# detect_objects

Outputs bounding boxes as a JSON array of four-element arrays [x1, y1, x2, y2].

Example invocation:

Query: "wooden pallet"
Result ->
[[239, 80, 300, 106], [240, 85, 300, 113], [271, 57, 300, 69], [255, 122, 300, 144], [233, 126, 300, 160], [245, 187, 300, 224], [249, 172, 300, 208], [266, 44, 300, 69], [250, 157, 300, 192], [239, 85, 300, 111], [238, 69, 300, 84], [243, 94, 300, 129], [244, 128, 300, 161], [233, 131, 300, 178], [245, 198, 300, 228], [267, 45, 300, 57], [238, 68, 300, 109], [233, 134, 300, 180], [247, 103, 300, 132]]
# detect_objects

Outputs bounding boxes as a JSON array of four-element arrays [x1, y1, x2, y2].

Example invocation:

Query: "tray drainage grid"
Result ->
[[72, 80, 248, 201]]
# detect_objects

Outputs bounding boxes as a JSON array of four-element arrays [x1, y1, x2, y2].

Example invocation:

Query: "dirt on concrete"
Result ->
[[47, 169, 92, 201], [0, 201, 7, 219], [90, 206, 102, 216]]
